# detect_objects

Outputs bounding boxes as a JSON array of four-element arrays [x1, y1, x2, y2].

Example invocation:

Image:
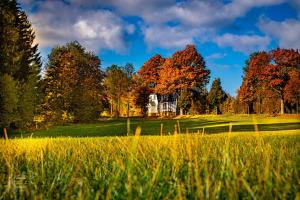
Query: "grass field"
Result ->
[[1, 115, 300, 199], [10, 114, 300, 138]]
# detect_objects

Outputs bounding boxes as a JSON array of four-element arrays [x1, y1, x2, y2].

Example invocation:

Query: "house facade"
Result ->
[[147, 93, 178, 116]]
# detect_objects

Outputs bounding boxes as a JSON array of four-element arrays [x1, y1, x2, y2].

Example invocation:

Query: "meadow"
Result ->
[[10, 114, 300, 138], [1, 115, 299, 199]]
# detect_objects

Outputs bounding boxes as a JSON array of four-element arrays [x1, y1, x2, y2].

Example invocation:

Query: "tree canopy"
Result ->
[[43, 41, 105, 122]]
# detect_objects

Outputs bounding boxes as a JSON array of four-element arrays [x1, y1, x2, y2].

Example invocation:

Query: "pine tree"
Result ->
[[0, 0, 41, 130], [207, 78, 227, 114]]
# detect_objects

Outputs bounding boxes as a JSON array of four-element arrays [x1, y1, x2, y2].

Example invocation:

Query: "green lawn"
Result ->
[[10, 114, 300, 138]]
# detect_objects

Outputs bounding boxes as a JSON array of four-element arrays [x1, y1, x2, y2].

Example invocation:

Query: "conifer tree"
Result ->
[[0, 0, 41, 130], [207, 78, 227, 114]]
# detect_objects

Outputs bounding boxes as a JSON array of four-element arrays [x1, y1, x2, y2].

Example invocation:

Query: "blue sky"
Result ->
[[20, 0, 300, 96]]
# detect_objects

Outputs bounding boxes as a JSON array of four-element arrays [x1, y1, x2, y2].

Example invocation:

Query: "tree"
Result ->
[[220, 95, 236, 114], [0, 0, 41, 131], [123, 63, 134, 117], [132, 76, 151, 117], [43, 41, 105, 122], [0, 75, 18, 128], [284, 69, 300, 113], [104, 64, 133, 117], [156, 44, 210, 114], [137, 54, 165, 91], [237, 48, 300, 114], [207, 78, 227, 114], [237, 52, 270, 114], [261, 48, 300, 114]]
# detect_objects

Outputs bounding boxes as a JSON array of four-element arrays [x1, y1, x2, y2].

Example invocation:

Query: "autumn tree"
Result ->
[[43, 41, 105, 122], [284, 69, 300, 112], [237, 52, 270, 114], [262, 48, 300, 114], [156, 45, 210, 114], [238, 48, 300, 114], [137, 54, 165, 91], [0, 0, 41, 131], [207, 78, 227, 114], [220, 95, 236, 114]]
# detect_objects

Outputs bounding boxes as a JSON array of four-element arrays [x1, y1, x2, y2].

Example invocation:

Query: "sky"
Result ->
[[19, 0, 300, 96]]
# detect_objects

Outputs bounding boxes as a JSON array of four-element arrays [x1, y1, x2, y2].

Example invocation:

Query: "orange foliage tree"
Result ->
[[137, 54, 165, 91], [262, 49, 300, 114], [237, 52, 270, 113], [156, 45, 210, 114], [135, 45, 210, 115], [238, 48, 300, 114]]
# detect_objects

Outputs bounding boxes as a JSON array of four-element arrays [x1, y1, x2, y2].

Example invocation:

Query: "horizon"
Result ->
[[19, 0, 300, 96]]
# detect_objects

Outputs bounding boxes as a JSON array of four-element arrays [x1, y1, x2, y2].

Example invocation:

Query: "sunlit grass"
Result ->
[[0, 128, 299, 199], [10, 114, 300, 138]]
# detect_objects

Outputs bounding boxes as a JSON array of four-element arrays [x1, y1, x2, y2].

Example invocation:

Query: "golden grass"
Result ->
[[0, 129, 299, 199]]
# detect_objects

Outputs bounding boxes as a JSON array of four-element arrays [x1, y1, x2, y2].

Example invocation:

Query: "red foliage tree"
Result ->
[[262, 48, 300, 114], [156, 44, 210, 114], [237, 51, 270, 113], [156, 45, 210, 93], [137, 54, 165, 91]]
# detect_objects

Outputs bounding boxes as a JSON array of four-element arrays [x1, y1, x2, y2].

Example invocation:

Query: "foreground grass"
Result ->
[[0, 130, 299, 199]]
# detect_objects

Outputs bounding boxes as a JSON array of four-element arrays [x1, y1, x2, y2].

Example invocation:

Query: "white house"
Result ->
[[147, 94, 178, 116]]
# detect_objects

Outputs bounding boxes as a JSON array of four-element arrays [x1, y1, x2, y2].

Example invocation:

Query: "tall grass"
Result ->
[[0, 129, 299, 199]]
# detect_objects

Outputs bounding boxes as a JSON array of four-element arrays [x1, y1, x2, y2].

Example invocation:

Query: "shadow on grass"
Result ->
[[202, 122, 300, 134], [6, 119, 300, 138]]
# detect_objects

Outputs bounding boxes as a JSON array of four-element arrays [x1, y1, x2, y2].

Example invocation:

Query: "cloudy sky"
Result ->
[[19, 0, 300, 96]]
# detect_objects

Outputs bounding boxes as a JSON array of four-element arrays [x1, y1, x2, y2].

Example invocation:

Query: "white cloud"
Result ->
[[20, 0, 288, 53], [137, 0, 285, 49], [214, 33, 271, 54], [258, 18, 300, 50], [27, 1, 134, 53], [205, 53, 228, 60], [142, 25, 201, 49]]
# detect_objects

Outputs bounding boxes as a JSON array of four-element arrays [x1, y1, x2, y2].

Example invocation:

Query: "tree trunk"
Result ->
[[117, 97, 120, 118], [297, 99, 299, 115], [247, 105, 250, 115], [110, 100, 113, 117], [180, 108, 183, 115], [280, 98, 284, 114], [127, 101, 130, 117], [3, 128, 8, 143]]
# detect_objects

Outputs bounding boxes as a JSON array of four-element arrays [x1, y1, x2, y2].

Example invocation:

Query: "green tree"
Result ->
[[104, 64, 133, 117], [0, 0, 41, 130], [0, 74, 18, 127], [207, 78, 227, 114], [132, 76, 151, 117], [43, 41, 105, 122]]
